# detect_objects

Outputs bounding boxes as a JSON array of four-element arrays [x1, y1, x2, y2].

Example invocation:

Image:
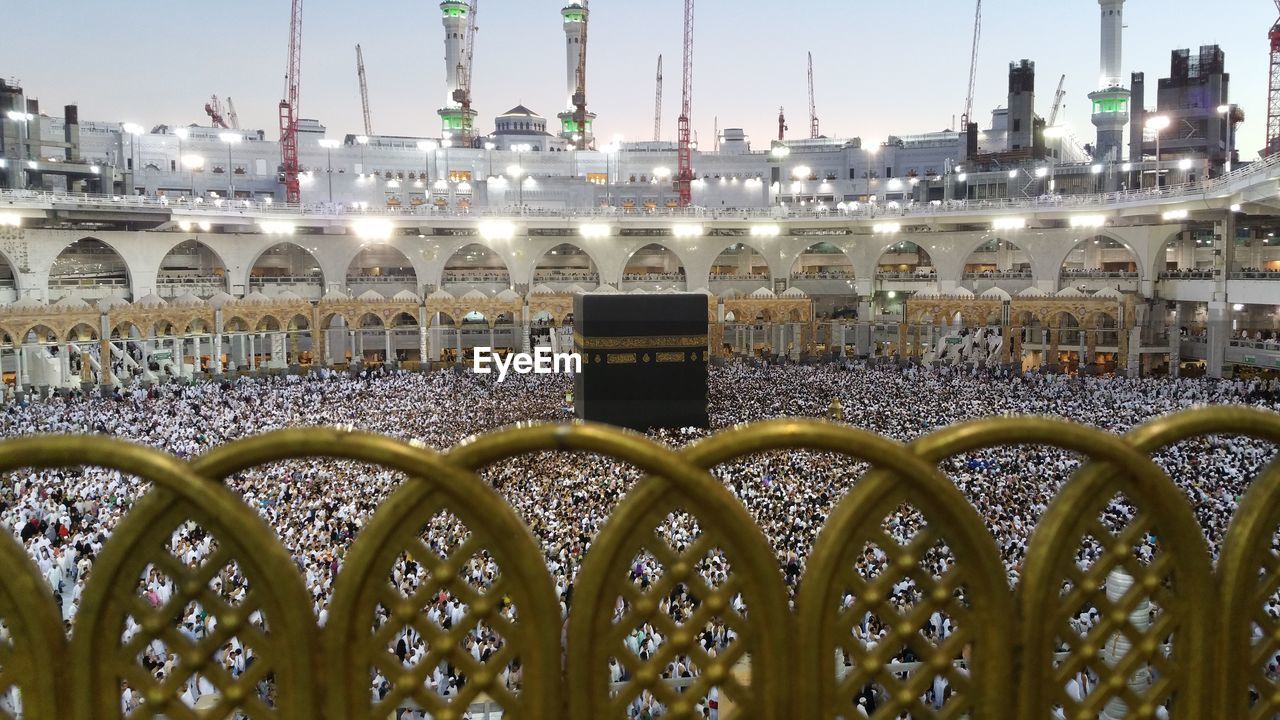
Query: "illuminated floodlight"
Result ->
[[957, 173, 968, 182], [1145, 115, 1171, 131], [479, 221, 516, 241], [318, 139, 341, 150], [1178, 158, 1193, 171], [1121, 163, 1133, 172], [0, 213, 22, 227], [180, 154, 205, 169], [750, 224, 781, 238], [1162, 209, 1189, 221], [417, 140, 438, 152], [1230, 203, 1242, 212], [352, 218, 394, 241], [1035, 167, 1049, 178], [1091, 164, 1103, 174], [259, 221, 296, 236], [792, 166, 811, 180], [993, 217, 1026, 230], [356, 135, 370, 145], [578, 223, 612, 239], [887, 178, 903, 190], [672, 224, 704, 238], [122, 122, 145, 136], [872, 222, 900, 234], [1070, 215, 1107, 229], [173, 127, 190, 140], [506, 164, 525, 179], [1008, 170, 1018, 179], [198, 221, 212, 232], [177, 220, 192, 232], [653, 166, 672, 179]]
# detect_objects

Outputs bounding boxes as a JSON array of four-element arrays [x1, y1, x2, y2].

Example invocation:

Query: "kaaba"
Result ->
[[573, 293, 709, 431]]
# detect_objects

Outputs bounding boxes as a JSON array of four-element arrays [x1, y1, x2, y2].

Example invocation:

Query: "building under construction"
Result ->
[[0, 0, 1251, 209]]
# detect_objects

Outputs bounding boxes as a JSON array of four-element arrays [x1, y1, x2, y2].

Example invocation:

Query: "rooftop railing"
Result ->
[[3, 152, 1278, 224]]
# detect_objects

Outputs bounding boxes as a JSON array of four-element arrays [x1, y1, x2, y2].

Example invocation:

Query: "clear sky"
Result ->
[[5, 1, 1273, 158]]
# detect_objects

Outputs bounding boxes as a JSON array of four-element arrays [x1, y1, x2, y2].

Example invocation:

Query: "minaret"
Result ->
[[557, 3, 596, 146], [437, 1, 477, 140], [1089, 0, 1130, 163]]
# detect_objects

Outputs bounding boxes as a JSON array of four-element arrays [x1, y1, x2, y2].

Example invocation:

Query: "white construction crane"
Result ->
[[962, 0, 982, 126], [356, 44, 373, 136], [654, 55, 663, 142], [1047, 74, 1066, 127], [808, 51, 820, 139], [225, 96, 240, 130]]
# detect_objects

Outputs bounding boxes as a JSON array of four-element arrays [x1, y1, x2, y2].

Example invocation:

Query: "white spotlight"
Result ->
[[479, 221, 516, 241], [352, 219, 394, 241]]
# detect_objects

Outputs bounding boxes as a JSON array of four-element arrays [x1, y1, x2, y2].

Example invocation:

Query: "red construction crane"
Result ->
[[278, 0, 303, 204], [778, 106, 787, 142], [653, 54, 663, 142], [676, 0, 695, 207], [572, 0, 591, 150], [808, 52, 820, 139], [1267, 0, 1280, 156], [356, 44, 373, 137], [204, 95, 228, 129]]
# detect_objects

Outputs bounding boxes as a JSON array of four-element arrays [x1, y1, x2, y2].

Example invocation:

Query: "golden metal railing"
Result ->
[[0, 407, 1278, 718]]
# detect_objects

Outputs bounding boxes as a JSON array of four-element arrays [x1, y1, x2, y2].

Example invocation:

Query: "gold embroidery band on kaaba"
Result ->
[[573, 334, 708, 350], [655, 352, 688, 363], [605, 353, 638, 364]]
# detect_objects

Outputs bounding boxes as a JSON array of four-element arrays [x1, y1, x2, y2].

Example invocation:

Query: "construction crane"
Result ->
[[225, 97, 240, 130], [204, 95, 228, 129], [571, 0, 591, 150], [356, 44, 373, 137], [1268, 0, 1280, 156], [778, 107, 787, 141], [962, 0, 982, 127], [1047, 74, 1066, 127], [278, 0, 303, 204], [653, 55, 663, 142], [676, 0, 695, 206], [808, 52, 820, 139], [452, 0, 479, 146]]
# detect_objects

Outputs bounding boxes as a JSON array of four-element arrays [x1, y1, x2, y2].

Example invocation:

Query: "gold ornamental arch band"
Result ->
[[0, 407, 1277, 718]]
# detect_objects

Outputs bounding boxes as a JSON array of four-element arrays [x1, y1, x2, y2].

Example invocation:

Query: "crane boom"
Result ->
[[572, 0, 590, 150], [356, 44, 373, 136], [963, 0, 982, 124], [1047, 74, 1066, 127], [225, 97, 240, 130], [278, 0, 303, 204], [676, 0, 695, 207], [1267, 0, 1280, 156], [653, 55, 663, 142], [459, 0, 479, 145], [778, 107, 787, 142], [808, 51, 820, 139]]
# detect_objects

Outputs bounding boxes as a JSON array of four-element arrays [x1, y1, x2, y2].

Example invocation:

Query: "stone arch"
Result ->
[[156, 238, 229, 296], [0, 246, 21, 299], [18, 324, 60, 345], [255, 315, 283, 332], [345, 245, 419, 293], [184, 317, 212, 335], [109, 320, 143, 340], [65, 323, 99, 342], [960, 237, 1033, 281], [49, 237, 132, 302], [875, 239, 935, 277], [287, 313, 311, 332], [356, 312, 385, 328], [441, 243, 512, 289], [1059, 235, 1141, 284], [621, 243, 688, 288], [789, 242, 856, 279], [390, 312, 418, 328], [532, 243, 601, 287], [709, 242, 772, 283], [431, 311, 459, 328], [223, 316, 251, 333], [245, 242, 326, 297]]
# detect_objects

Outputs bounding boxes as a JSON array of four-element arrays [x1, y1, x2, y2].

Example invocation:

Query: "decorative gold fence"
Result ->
[[1, 407, 1279, 719]]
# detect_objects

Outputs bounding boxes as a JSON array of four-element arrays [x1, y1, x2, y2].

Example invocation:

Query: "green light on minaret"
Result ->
[[1092, 98, 1128, 114]]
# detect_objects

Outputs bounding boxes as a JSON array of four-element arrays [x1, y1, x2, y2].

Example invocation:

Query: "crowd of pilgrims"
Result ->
[[3, 361, 1280, 718]]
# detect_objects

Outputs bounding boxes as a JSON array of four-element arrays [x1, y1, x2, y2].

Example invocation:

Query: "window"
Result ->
[[1013, 119, 1022, 132]]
